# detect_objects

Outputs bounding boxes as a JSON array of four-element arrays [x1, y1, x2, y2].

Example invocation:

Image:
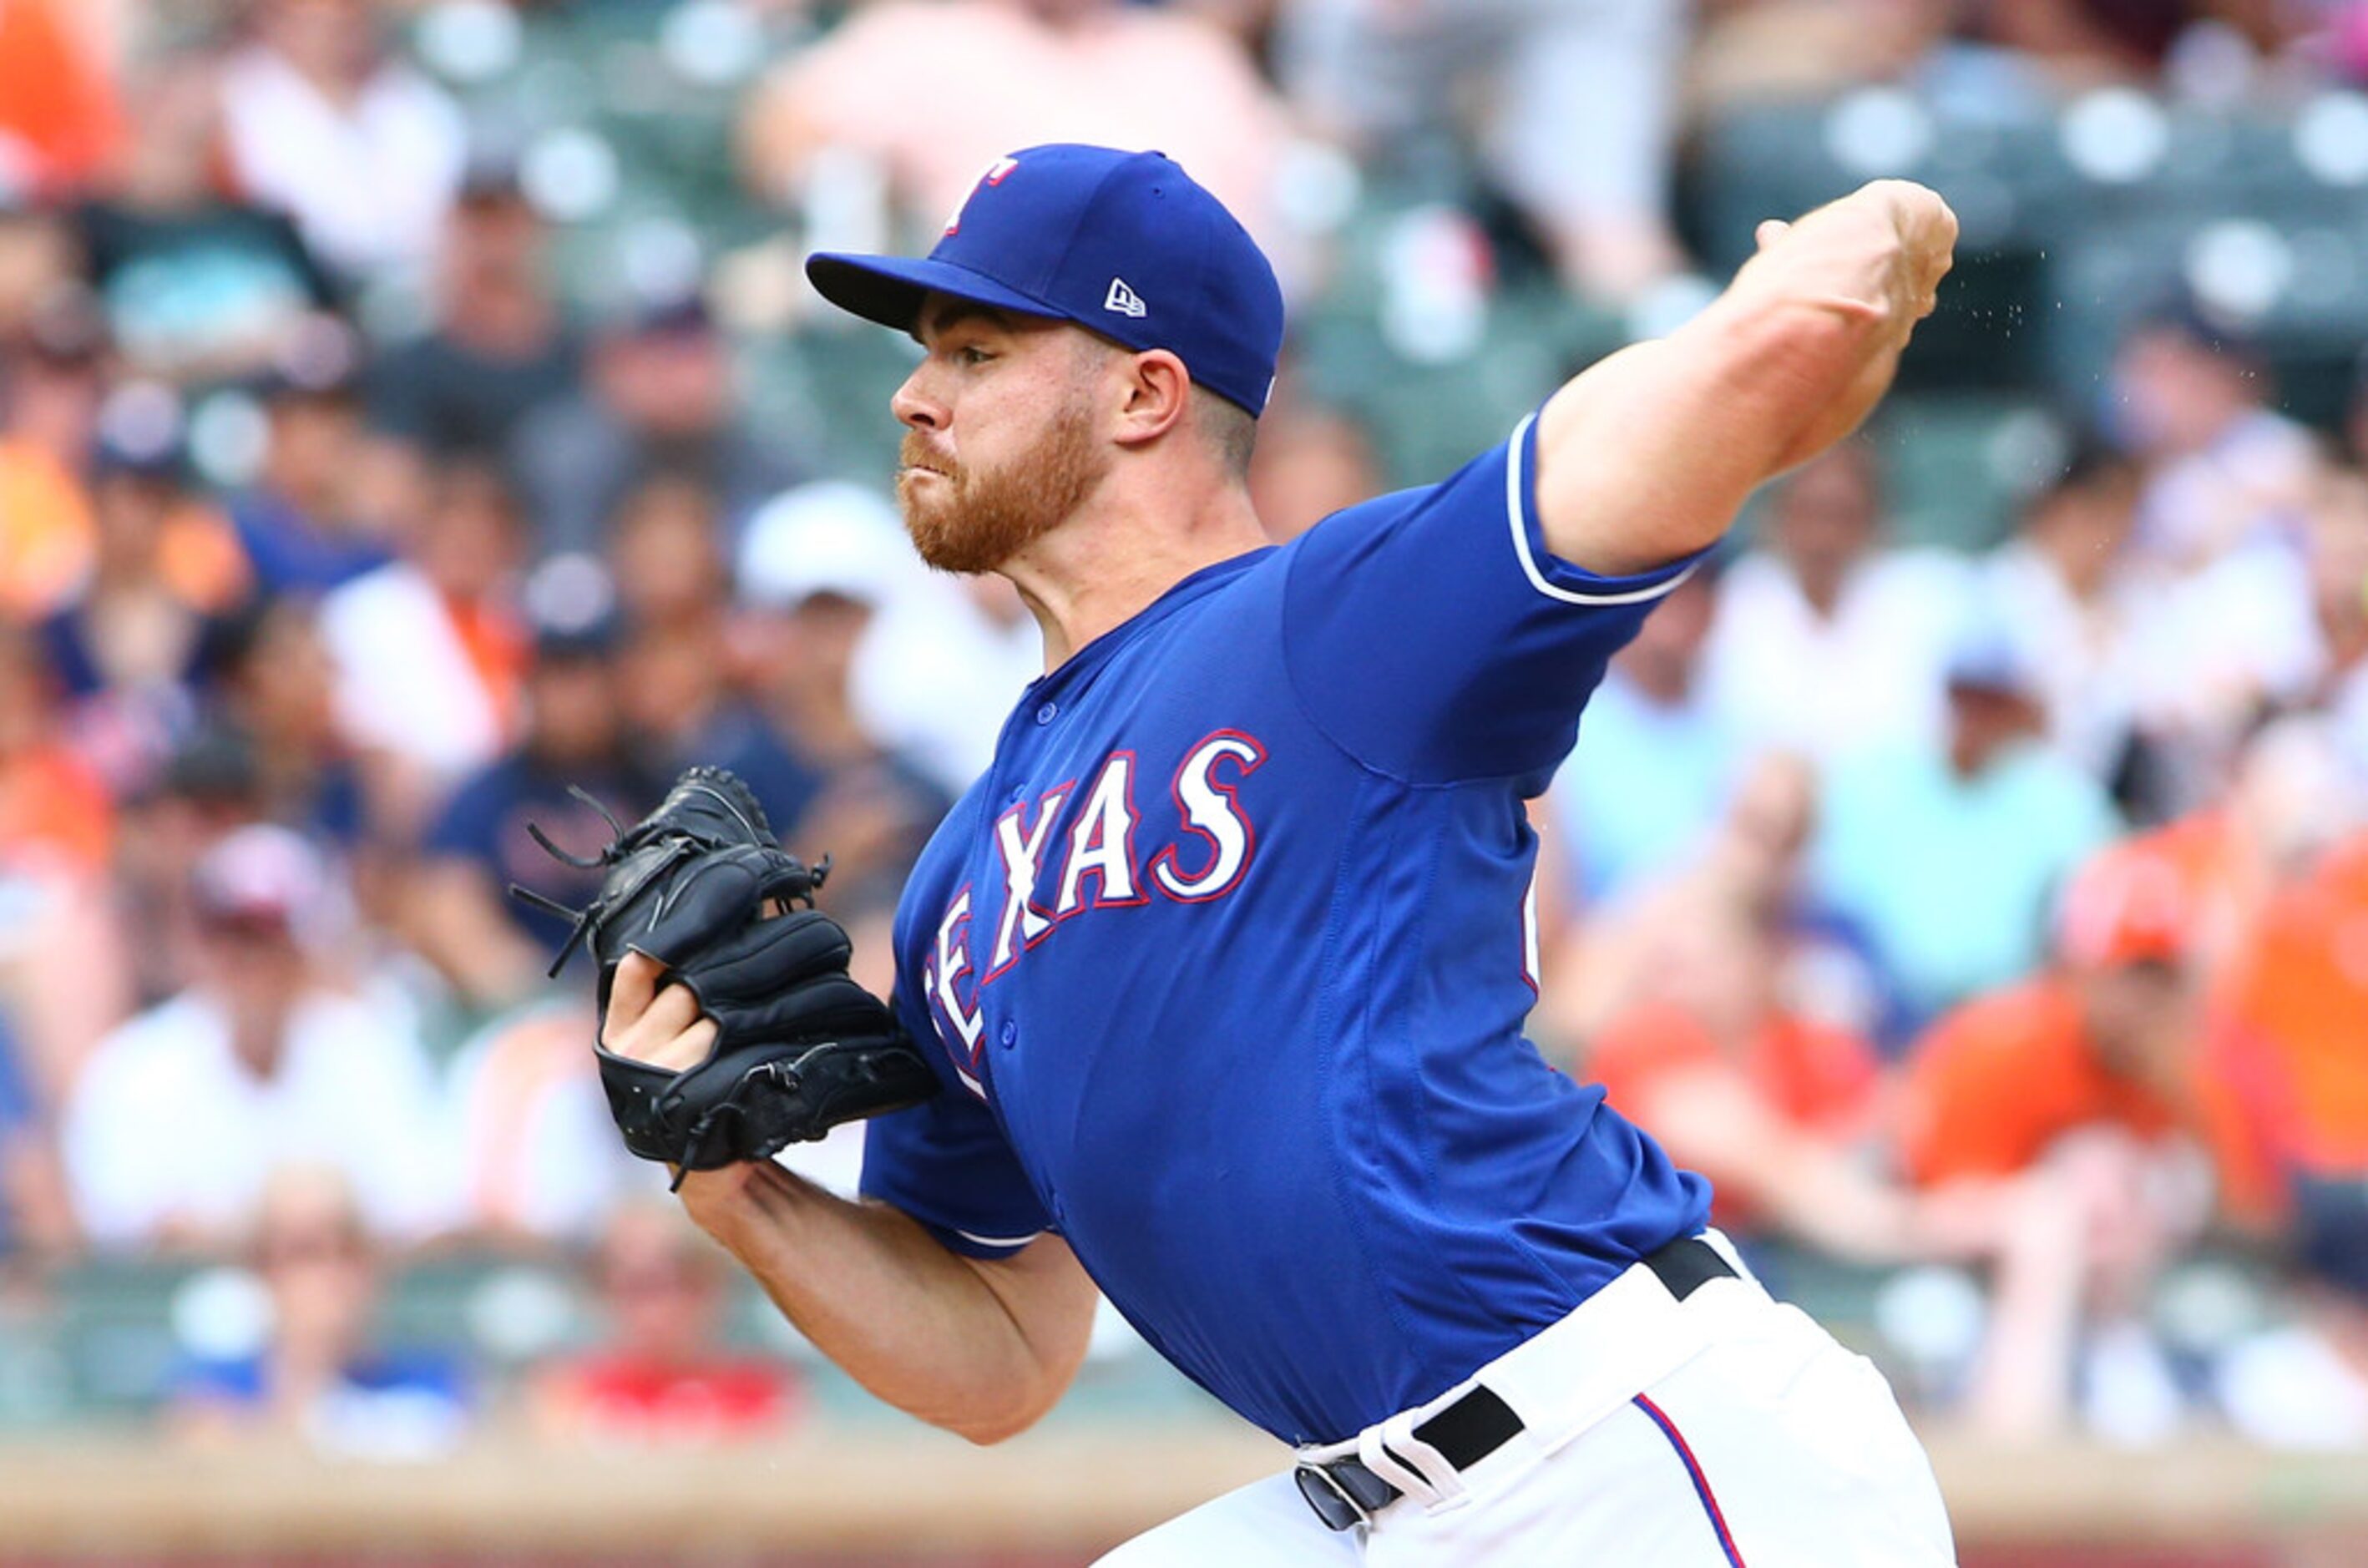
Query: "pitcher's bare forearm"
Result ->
[[677, 1165, 1095, 1444], [600, 952, 1097, 1444]]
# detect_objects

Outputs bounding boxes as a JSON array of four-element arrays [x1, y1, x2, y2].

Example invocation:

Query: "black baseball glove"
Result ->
[[513, 765, 939, 1185]]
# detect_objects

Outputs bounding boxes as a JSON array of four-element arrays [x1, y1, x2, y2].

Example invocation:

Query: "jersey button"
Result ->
[[999, 1019, 1018, 1050], [1035, 701, 1058, 725]]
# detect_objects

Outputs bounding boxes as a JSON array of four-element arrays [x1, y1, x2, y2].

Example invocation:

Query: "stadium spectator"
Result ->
[[1984, 439, 2152, 790], [528, 1198, 802, 1446], [171, 1164, 471, 1456], [1896, 837, 2224, 1437], [2108, 305, 2316, 573], [1278, 0, 1690, 301], [39, 393, 246, 802], [320, 458, 528, 811], [445, 999, 636, 1248], [733, 518, 954, 911], [408, 564, 658, 1011], [1547, 751, 1895, 1050], [215, 0, 466, 286], [205, 598, 372, 852], [509, 294, 802, 561], [367, 164, 579, 467], [741, 0, 1295, 283], [62, 825, 448, 1249], [2206, 827, 2368, 1232], [73, 55, 337, 384], [0, 620, 112, 882], [606, 476, 825, 838], [0, 296, 108, 621], [1548, 566, 1741, 907], [1814, 621, 2120, 1024], [743, 481, 1040, 800], [1700, 442, 1970, 764], [227, 325, 393, 595], [0, 0, 125, 199], [2292, 470, 2368, 787]]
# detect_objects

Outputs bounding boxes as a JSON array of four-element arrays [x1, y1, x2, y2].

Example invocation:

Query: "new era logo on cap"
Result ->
[[1105, 277, 1147, 318]]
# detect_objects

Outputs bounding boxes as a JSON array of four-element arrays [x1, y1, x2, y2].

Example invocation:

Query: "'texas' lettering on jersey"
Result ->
[[923, 729, 1266, 1093]]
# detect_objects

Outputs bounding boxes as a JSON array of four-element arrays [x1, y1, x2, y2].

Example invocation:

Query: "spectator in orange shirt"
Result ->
[[0, 0, 126, 198], [529, 1199, 804, 1447], [0, 622, 110, 878], [1898, 837, 2222, 1438], [0, 300, 107, 621], [2208, 830, 2368, 1213]]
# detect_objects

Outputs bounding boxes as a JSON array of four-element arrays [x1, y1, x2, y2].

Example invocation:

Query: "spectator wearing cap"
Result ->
[[61, 824, 448, 1250], [1699, 442, 1973, 766], [741, 480, 1038, 800], [227, 323, 394, 594], [171, 1165, 472, 1456], [408, 561, 660, 1011], [215, 0, 466, 286], [0, 296, 109, 620], [733, 497, 954, 912], [1812, 607, 2121, 1025], [367, 163, 581, 467], [1895, 836, 2234, 1439], [318, 459, 529, 821], [509, 293, 804, 562], [73, 54, 338, 384]]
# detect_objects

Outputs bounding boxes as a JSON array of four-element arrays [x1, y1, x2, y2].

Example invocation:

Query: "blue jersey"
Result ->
[[864, 415, 1713, 1446]]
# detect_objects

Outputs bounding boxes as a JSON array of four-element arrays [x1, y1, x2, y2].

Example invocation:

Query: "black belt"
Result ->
[[1293, 1235, 1737, 1532]]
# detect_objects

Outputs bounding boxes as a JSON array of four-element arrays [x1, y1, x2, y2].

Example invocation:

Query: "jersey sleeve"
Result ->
[[858, 989, 1052, 1259], [1282, 412, 1703, 787]]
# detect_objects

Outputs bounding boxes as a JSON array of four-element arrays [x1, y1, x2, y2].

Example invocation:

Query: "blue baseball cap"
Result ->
[[807, 144, 1284, 417]]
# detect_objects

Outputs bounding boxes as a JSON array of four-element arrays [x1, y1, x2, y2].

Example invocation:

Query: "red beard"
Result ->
[[897, 405, 1105, 575]]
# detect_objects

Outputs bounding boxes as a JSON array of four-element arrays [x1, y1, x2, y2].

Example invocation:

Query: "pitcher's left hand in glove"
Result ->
[[514, 765, 939, 1183]]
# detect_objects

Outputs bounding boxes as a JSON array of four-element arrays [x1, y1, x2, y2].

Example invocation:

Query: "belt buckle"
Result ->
[[1293, 1463, 1372, 1532]]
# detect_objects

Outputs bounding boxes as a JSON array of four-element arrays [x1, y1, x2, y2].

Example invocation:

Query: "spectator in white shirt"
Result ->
[[2108, 306, 2317, 573], [216, 0, 466, 286], [1982, 439, 2153, 785], [63, 823, 448, 1249], [1702, 442, 1971, 766]]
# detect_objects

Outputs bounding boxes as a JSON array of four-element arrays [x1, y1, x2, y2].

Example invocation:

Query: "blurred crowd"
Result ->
[[0, 0, 2365, 1458]]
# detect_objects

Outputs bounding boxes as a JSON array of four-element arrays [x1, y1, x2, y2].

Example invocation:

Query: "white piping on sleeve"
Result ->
[[1505, 412, 1702, 606], [957, 1228, 1046, 1250]]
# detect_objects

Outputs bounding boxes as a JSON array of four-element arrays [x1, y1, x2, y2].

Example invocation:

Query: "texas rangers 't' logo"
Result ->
[[944, 155, 1020, 237]]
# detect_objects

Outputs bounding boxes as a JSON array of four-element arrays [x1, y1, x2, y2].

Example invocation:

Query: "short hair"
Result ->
[[1197, 387, 1257, 480]]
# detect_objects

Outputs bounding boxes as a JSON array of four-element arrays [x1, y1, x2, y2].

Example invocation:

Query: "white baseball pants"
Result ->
[[1094, 1238, 1956, 1565]]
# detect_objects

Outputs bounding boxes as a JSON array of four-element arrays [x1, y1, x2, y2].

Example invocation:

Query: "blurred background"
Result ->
[[0, 0, 2366, 1563]]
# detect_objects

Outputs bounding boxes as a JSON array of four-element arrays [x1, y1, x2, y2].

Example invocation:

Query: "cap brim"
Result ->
[[806, 253, 1060, 335]]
